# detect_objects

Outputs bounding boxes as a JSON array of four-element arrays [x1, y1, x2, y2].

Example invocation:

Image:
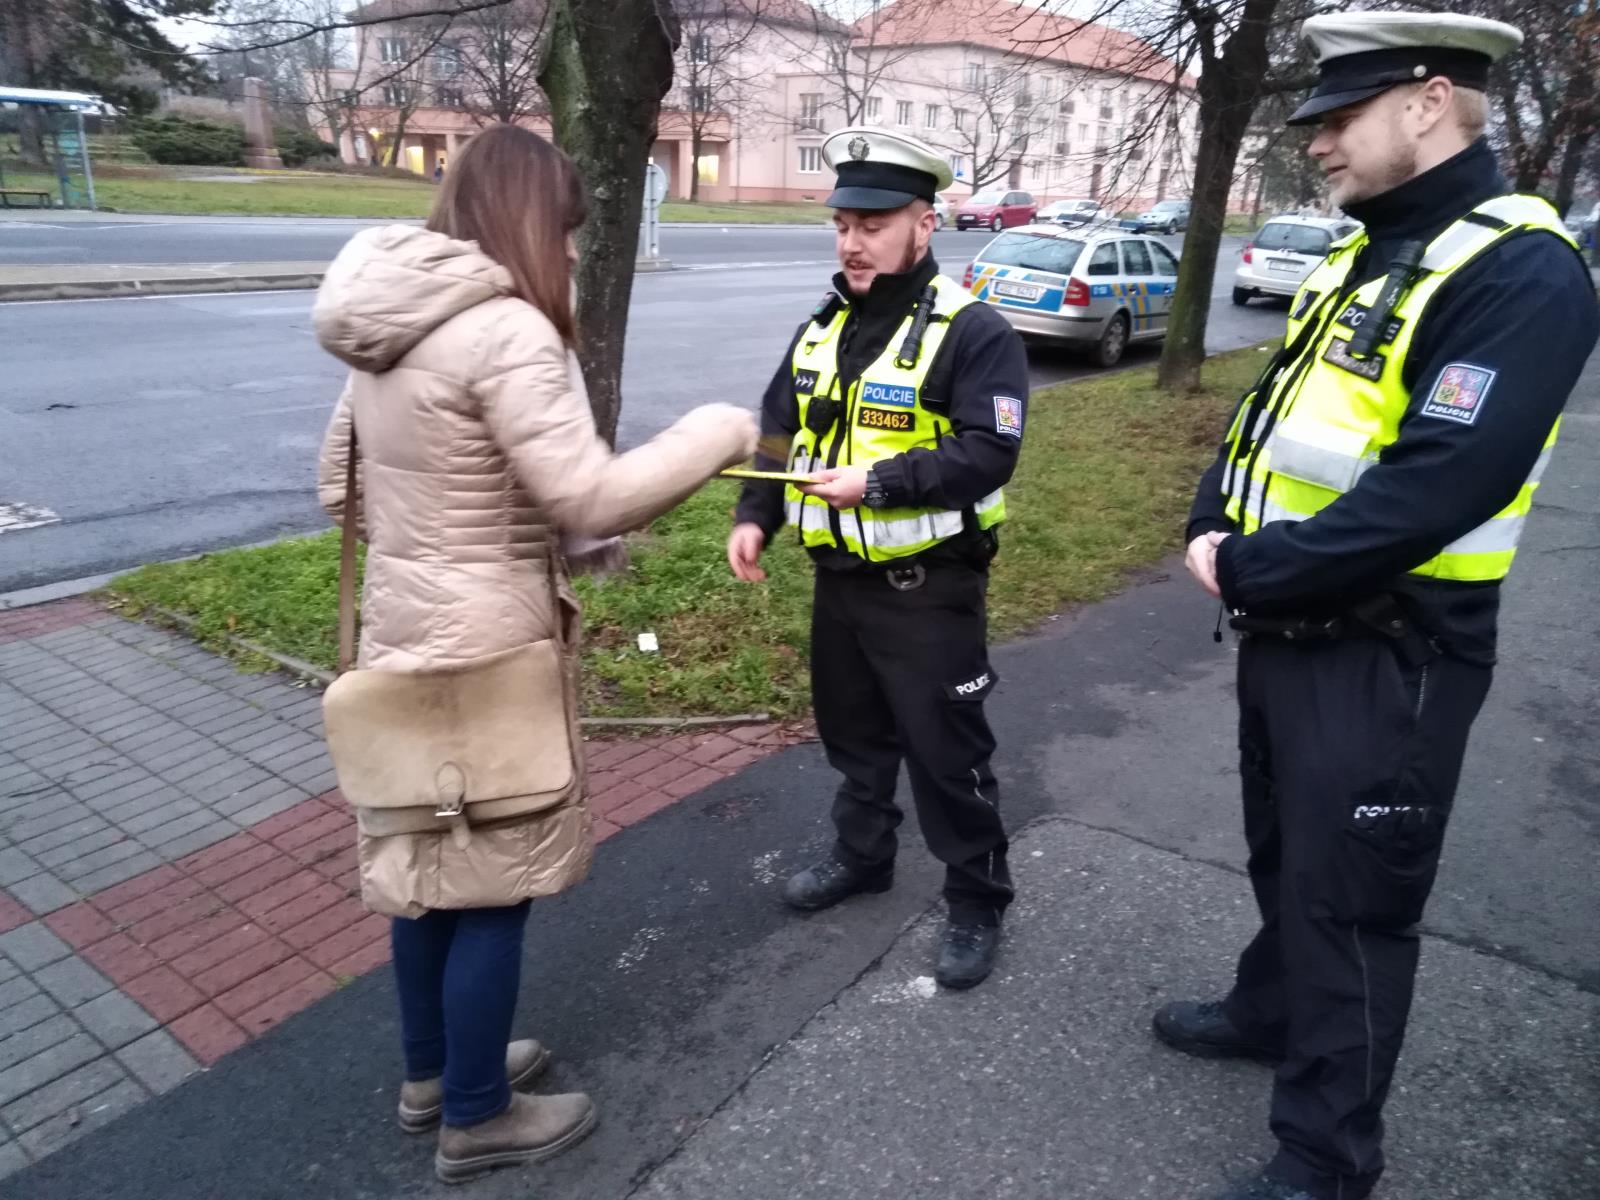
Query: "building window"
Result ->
[[690, 86, 711, 113], [378, 37, 408, 64], [1059, 97, 1075, 115], [1015, 76, 1033, 105], [948, 154, 965, 179], [698, 154, 720, 184], [799, 145, 824, 173], [436, 86, 463, 108], [382, 83, 413, 106], [690, 34, 712, 64], [896, 100, 912, 126], [1078, 123, 1088, 142], [798, 93, 823, 131], [1055, 140, 1069, 156], [1096, 125, 1107, 147], [865, 95, 882, 120], [966, 62, 985, 88], [924, 104, 940, 129], [954, 108, 969, 132], [435, 41, 462, 78]]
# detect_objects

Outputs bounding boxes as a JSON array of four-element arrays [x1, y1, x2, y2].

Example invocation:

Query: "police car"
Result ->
[[962, 222, 1181, 366]]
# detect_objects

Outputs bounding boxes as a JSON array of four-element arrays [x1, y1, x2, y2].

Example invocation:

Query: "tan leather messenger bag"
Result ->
[[320, 426, 583, 842]]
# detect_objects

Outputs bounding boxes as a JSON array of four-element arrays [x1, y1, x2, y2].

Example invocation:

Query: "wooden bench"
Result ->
[[0, 188, 53, 209]]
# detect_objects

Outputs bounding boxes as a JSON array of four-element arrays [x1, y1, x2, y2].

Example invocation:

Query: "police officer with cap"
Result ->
[[1155, 12, 1599, 1200], [726, 127, 1028, 989]]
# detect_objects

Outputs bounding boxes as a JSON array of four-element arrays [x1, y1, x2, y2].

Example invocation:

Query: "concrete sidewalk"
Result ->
[[643, 819, 1598, 1200]]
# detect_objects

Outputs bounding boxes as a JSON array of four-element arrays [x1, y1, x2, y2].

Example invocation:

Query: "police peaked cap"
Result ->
[[1288, 12, 1523, 126], [821, 127, 954, 210]]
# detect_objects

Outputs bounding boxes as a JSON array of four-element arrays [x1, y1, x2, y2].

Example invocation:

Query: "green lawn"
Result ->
[[1, 164, 440, 218], [658, 200, 826, 224], [0, 161, 834, 223], [107, 345, 1263, 719]]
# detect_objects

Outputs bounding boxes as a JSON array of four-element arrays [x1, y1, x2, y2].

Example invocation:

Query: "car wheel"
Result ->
[[991, 216, 1003, 232], [1092, 312, 1129, 368], [1231, 286, 1252, 306]]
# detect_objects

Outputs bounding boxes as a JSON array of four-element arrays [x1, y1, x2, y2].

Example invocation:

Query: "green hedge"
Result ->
[[275, 126, 337, 167], [130, 117, 244, 167]]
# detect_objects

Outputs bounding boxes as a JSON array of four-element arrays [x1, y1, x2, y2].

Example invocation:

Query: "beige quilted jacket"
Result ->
[[313, 225, 755, 916]]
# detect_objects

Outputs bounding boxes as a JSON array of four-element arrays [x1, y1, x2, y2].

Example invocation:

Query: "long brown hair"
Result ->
[[426, 124, 588, 346]]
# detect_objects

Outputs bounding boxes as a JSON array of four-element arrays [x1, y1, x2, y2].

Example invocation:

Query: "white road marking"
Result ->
[[0, 502, 61, 533]]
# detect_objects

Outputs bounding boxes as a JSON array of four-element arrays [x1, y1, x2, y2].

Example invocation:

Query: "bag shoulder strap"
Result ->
[[337, 425, 360, 675]]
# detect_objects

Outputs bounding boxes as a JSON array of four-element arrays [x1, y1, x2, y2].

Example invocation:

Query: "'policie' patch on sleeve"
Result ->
[[1420, 363, 1496, 426], [993, 395, 1023, 438]]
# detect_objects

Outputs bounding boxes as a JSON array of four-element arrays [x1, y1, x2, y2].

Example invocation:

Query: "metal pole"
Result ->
[[77, 109, 96, 211]]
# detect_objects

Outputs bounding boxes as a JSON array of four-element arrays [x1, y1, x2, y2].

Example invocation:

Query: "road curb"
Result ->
[[0, 271, 326, 302], [0, 258, 679, 302]]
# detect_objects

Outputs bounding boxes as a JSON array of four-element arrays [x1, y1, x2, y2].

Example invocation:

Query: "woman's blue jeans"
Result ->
[[390, 901, 531, 1127]]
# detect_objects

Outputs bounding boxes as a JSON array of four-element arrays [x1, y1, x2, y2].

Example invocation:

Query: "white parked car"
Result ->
[[1038, 198, 1104, 227], [1233, 215, 1362, 304], [932, 194, 950, 230]]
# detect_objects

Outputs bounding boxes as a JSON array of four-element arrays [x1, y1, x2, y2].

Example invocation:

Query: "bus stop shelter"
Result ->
[[0, 86, 101, 210]]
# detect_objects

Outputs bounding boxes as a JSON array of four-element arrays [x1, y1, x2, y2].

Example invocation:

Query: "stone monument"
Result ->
[[241, 77, 284, 169]]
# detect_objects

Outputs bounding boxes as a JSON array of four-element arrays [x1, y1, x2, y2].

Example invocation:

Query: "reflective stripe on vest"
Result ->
[[1222, 194, 1576, 583], [784, 274, 1007, 562]]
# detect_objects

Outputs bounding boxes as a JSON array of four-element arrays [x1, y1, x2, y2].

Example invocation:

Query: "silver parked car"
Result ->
[[963, 223, 1181, 367], [932, 193, 950, 231], [1232, 215, 1361, 304]]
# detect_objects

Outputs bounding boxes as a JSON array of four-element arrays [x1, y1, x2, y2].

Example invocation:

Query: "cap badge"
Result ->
[[1413, 64, 1426, 78], [848, 136, 871, 161]]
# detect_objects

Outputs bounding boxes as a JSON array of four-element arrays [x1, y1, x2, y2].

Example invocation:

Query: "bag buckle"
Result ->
[[435, 763, 466, 819]]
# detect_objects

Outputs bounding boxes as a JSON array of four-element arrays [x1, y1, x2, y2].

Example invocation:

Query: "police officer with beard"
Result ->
[[726, 127, 1029, 989], [1155, 12, 1599, 1200]]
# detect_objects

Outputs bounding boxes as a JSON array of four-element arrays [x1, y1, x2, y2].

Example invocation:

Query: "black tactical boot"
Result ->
[[1152, 999, 1285, 1065], [781, 857, 893, 912], [934, 922, 1000, 989], [1208, 1173, 1322, 1200]]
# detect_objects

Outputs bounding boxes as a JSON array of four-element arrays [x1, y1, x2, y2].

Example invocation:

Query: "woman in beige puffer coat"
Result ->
[[313, 125, 754, 1185]]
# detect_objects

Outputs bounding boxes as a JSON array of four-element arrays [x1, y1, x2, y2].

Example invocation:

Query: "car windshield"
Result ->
[[969, 191, 1005, 205], [980, 232, 1085, 275], [1152, 201, 1184, 212], [1255, 222, 1333, 255]]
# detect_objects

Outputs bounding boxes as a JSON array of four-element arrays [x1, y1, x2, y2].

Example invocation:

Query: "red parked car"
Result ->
[[955, 189, 1038, 232]]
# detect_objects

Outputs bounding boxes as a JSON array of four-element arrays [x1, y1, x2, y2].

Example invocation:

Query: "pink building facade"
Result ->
[[315, 0, 1256, 212]]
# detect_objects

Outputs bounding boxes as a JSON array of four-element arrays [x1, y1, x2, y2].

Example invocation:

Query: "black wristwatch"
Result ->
[[862, 467, 890, 509]]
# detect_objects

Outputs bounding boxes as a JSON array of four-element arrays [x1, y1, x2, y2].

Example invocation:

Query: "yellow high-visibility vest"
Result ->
[[1223, 194, 1578, 581], [785, 274, 1007, 561]]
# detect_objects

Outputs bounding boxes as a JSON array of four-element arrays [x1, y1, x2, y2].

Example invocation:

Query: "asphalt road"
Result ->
[[0, 223, 1283, 594]]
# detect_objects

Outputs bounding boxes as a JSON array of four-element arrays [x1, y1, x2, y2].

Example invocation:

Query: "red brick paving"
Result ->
[[0, 596, 103, 645], [0, 888, 33, 935], [40, 723, 808, 1070]]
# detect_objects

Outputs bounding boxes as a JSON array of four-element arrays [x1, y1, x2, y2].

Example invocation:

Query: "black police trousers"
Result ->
[[810, 559, 1013, 927], [1222, 634, 1492, 1200]]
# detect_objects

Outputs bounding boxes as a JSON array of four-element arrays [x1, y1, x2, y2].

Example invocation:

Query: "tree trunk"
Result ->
[[539, 0, 679, 445], [1554, 128, 1591, 216], [690, 125, 704, 202], [17, 107, 49, 166], [1156, 0, 1279, 394]]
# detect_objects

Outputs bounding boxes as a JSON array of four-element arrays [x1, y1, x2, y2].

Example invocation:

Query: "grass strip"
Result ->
[[106, 344, 1263, 717]]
